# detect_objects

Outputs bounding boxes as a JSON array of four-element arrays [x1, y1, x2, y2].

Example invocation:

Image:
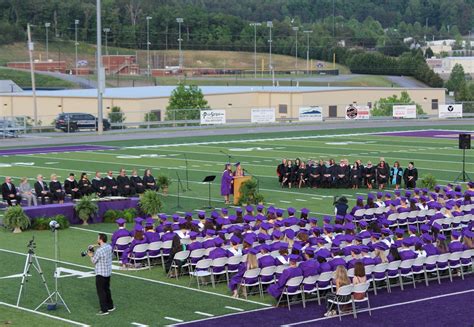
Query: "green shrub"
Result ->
[[3, 206, 30, 232], [31, 215, 70, 230], [139, 190, 163, 217], [122, 208, 138, 223], [103, 209, 122, 223], [157, 175, 171, 188], [420, 174, 437, 190], [75, 195, 98, 225], [237, 179, 265, 205]]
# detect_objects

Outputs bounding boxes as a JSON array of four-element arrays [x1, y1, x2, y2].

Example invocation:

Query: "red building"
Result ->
[[7, 60, 67, 73], [102, 55, 139, 75]]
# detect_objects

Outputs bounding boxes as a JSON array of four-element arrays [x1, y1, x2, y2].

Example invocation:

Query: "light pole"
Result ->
[[74, 19, 79, 75], [45, 22, 50, 60], [27, 24, 38, 126], [96, 0, 104, 135], [146, 16, 152, 76], [176, 18, 184, 68], [267, 21, 273, 85], [103, 28, 110, 56], [292, 26, 299, 70], [303, 30, 313, 75], [249, 22, 261, 79]]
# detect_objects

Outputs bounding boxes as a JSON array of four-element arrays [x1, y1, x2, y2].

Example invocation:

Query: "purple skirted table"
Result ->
[[22, 197, 140, 225]]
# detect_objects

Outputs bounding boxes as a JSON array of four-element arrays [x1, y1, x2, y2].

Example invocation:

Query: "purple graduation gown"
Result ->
[[228, 263, 258, 292], [267, 266, 303, 299], [208, 247, 228, 272], [121, 238, 148, 264], [111, 228, 131, 251], [220, 170, 233, 196]]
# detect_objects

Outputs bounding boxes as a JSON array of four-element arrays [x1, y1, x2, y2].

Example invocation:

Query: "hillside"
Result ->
[[0, 41, 350, 73], [0, 67, 77, 89]]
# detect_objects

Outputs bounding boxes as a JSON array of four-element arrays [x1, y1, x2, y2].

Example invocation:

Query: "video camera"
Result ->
[[49, 220, 60, 232], [27, 237, 36, 250], [80, 245, 96, 257]]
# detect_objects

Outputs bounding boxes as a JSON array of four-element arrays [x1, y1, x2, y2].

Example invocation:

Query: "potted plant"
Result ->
[[238, 179, 264, 205], [157, 175, 171, 195], [74, 195, 98, 225], [139, 190, 163, 217], [4, 206, 30, 233]]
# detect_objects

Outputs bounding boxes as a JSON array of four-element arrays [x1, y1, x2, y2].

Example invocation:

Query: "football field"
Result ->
[[0, 124, 473, 326]]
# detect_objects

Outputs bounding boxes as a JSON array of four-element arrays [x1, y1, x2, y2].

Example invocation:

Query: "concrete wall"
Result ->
[[0, 87, 446, 123]]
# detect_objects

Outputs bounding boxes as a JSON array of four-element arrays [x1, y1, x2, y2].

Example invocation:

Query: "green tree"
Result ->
[[445, 64, 466, 94], [372, 91, 425, 116], [425, 47, 434, 58], [107, 106, 125, 126], [165, 84, 209, 121]]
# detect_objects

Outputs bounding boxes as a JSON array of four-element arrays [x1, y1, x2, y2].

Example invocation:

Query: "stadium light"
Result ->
[[45, 22, 51, 60], [266, 21, 274, 86], [146, 16, 152, 76], [176, 18, 184, 68], [249, 23, 261, 79], [74, 19, 79, 76], [103, 28, 110, 56], [96, 0, 104, 135], [292, 27, 299, 70], [303, 30, 313, 75]]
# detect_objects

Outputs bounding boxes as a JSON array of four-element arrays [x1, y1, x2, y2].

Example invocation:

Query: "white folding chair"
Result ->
[[188, 248, 206, 270], [189, 259, 212, 289], [258, 266, 276, 297], [352, 282, 371, 317], [129, 243, 150, 269], [146, 241, 163, 265], [398, 259, 415, 290], [353, 209, 365, 221], [302, 275, 319, 300], [113, 236, 132, 260], [315, 271, 333, 305], [160, 240, 173, 269], [327, 284, 355, 320], [386, 260, 401, 291], [167, 250, 190, 279], [275, 276, 305, 310], [237, 268, 261, 299], [411, 256, 426, 285], [210, 257, 228, 286], [436, 253, 450, 282], [448, 252, 463, 281], [397, 212, 409, 228], [371, 262, 388, 294], [423, 255, 440, 285], [226, 255, 243, 275], [460, 250, 474, 274]]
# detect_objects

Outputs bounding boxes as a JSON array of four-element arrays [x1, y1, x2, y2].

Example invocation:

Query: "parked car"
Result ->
[[55, 113, 110, 132], [0, 120, 19, 138]]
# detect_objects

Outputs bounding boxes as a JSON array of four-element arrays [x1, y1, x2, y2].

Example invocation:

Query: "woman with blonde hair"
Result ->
[[19, 177, 37, 206], [324, 265, 351, 317], [228, 249, 259, 298]]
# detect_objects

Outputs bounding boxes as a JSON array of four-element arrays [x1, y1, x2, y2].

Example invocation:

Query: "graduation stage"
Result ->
[[22, 197, 140, 225]]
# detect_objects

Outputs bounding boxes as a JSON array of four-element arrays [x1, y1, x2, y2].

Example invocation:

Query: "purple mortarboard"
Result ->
[[261, 244, 271, 252], [468, 181, 474, 187], [305, 247, 314, 255], [159, 213, 168, 220], [164, 221, 173, 226], [335, 215, 344, 223], [395, 228, 404, 236], [287, 207, 296, 215], [351, 246, 361, 254], [293, 242, 303, 251], [172, 214, 180, 222], [267, 206, 276, 214], [289, 254, 299, 262], [145, 218, 154, 226], [394, 190, 401, 196], [422, 188, 429, 194], [385, 193, 392, 198], [246, 205, 254, 212], [243, 234, 254, 245], [344, 223, 355, 231], [236, 207, 243, 213], [376, 192, 383, 199], [211, 211, 220, 219], [323, 216, 332, 223], [422, 234, 433, 242], [381, 228, 392, 235], [189, 231, 199, 239], [408, 225, 417, 233], [374, 243, 386, 251], [316, 237, 328, 245], [178, 218, 187, 225], [274, 220, 284, 227], [463, 230, 474, 238], [431, 222, 442, 231], [333, 224, 343, 232], [216, 217, 227, 225], [324, 225, 334, 233], [309, 217, 318, 224], [115, 218, 126, 225], [420, 225, 430, 233], [258, 233, 270, 242], [332, 239, 342, 248], [257, 204, 264, 211], [134, 217, 144, 225], [134, 224, 143, 231], [390, 200, 398, 206], [359, 221, 368, 228], [400, 197, 407, 202], [356, 196, 363, 201], [301, 208, 309, 215], [402, 239, 411, 247], [371, 232, 381, 239], [454, 185, 462, 192], [206, 229, 216, 236], [434, 185, 441, 192], [405, 191, 412, 198], [430, 193, 438, 199], [345, 214, 354, 222], [279, 243, 289, 250], [284, 229, 295, 239], [261, 222, 272, 230], [367, 193, 374, 199], [221, 208, 228, 214], [198, 211, 205, 218], [214, 237, 223, 246], [451, 230, 461, 238], [437, 234, 446, 241], [185, 212, 193, 218], [249, 248, 259, 255], [410, 198, 418, 204], [276, 209, 284, 217], [414, 188, 420, 194], [445, 203, 454, 210], [355, 235, 363, 242], [230, 235, 241, 244], [360, 245, 370, 253], [272, 230, 282, 238]]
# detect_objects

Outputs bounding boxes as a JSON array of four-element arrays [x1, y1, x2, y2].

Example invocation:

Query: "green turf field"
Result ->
[[0, 125, 473, 326]]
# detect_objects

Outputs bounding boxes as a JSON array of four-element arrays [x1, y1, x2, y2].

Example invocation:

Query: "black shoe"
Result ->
[[96, 311, 109, 316]]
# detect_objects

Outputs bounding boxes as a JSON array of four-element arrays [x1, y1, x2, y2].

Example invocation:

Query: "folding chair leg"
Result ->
[[448, 267, 453, 282], [436, 270, 441, 284], [372, 279, 378, 295], [367, 297, 372, 316], [399, 275, 404, 291], [301, 288, 306, 309], [287, 293, 291, 311], [147, 257, 151, 270], [412, 274, 416, 289], [316, 288, 321, 305], [276, 293, 282, 308], [386, 276, 391, 293], [337, 303, 342, 321], [351, 299, 357, 319], [424, 270, 429, 287]]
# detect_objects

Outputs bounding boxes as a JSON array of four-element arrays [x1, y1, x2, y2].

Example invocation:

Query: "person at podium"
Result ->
[[234, 162, 244, 177], [221, 163, 234, 205]]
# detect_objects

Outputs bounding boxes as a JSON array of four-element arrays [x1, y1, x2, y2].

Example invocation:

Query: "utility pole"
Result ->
[[293, 26, 299, 70], [303, 30, 313, 75], [249, 22, 261, 79], [27, 24, 38, 126], [176, 18, 184, 68], [45, 22, 50, 60], [74, 19, 79, 75], [267, 21, 273, 85], [96, 0, 104, 135], [146, 16, 152, 76]]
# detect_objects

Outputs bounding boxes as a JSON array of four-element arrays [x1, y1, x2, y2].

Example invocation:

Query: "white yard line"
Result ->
[[172, 307, 274, 326], [0, 301, 89, 326], [0, 248, 271, 308], [131, 322, 149, 327], [70, 226, 112, 235], [224, 306, 244, 312], [164, 317, 184, 323], [194, 311, 214, 317]]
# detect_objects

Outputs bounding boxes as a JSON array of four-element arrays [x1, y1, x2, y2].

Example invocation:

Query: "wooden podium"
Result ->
[[233, 176, 251, 205]]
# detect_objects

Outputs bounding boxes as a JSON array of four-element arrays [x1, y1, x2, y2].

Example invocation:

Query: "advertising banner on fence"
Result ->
[[200, 110, 226, 125], [393, 105, 417, 118], [251, 108, 276, 123], [439, 104, 463, 118], [345, 105, 370, 120], [299, 106, 323, 121]]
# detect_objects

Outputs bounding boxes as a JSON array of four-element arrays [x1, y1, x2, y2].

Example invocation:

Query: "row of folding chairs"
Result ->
[[113, 237, 174, 269], [431, 215, 474, 234]]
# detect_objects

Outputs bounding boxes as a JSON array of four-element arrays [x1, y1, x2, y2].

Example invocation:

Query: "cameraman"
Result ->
[[88, 233, 115, 315]]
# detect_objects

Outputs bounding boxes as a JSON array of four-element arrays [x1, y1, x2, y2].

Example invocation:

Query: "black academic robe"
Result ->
[[78, 178, 93, 196], [1, 182, 21, 205], [403, 168, 418, 189], [308, 164, 322, 187], [290, 165, 299, 183], [49, 181, 65, 201], [376, 164, 390, 185], [364, 166, 376, 185], [321, 165, 334, 187], [64, 179, 82, 199], [130, 176, 145, 194], [297, 167, 308, 186], [103, 177, 118, 196], [350, 166, 361, 186], [335, 164, 350, 187], [117, 175, 133, 196], [277, 163, 286, 183], [143, 175, 157, 191], [92, 178, 106, 197]]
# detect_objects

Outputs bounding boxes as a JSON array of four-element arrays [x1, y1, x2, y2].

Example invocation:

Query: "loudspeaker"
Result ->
[[459, 133, 471, 150]]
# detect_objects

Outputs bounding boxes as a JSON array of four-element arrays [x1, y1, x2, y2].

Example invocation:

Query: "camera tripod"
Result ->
[[36, 228, 71, 313], [17, 239, 52, 307]]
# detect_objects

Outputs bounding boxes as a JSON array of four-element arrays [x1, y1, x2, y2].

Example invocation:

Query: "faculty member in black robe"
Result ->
[[376, 160, 390, 190], [49, 174, 65, 203], [143, 169, 157, 191], [1, 177, 21, 206], [92, 171, 106, 197], [78, 172, 93, 196], [64, 173, 82, 200], [335, 160, 350, 188], [350, 161, 362, 189], [364, 161, 376, 189], [117, 168, 134, 196], [277, 159, 287, 184], [130, 169, 145, 194], [308, 160, 322, 188], [103, 170, 119, 196], [403, 162, 418, 189]]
